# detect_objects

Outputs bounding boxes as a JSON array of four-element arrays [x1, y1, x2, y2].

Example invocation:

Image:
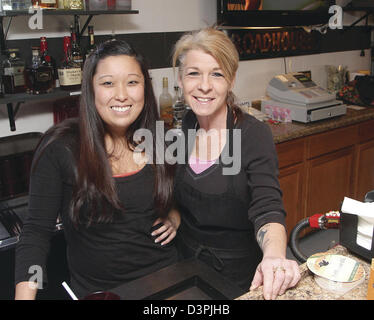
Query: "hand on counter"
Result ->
[[251, 222, 301, 300], [250, 256, 301, 300]]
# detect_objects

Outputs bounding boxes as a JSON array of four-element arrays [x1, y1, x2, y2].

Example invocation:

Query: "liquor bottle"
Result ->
[[70, 29, 83, 69], [85, 26, 95, 59], [159, 77, 173, 130], [24, 46, 54, 94], [172, 85, 179, 105], [57, 36, 82, 91], [110, 30, 116, 41], [2, 48, 26, 94], [0, 53, 6, 98], [32, 0, 58, 8], [5, 0, 32, 10], [1, 1, 13, 10], [40, 36, 57, 87], [172, 86, 186, 129], [107, 0, 116, 10], [116, 0, 131, 10], [67, 0, 84, 9]]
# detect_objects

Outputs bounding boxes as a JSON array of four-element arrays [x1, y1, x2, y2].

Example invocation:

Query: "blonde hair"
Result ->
[[172, 27, 239, 84], [172, 27, 241, 115]]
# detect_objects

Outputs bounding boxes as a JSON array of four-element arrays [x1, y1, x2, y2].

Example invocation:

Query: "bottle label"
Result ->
[[160, 105, 174, 128], [4, 67, 25, 86], [69, 0, 84, 9], [37, 70, 53, 82], [3, 67, 13, 76], [58, 68, 82, 86]]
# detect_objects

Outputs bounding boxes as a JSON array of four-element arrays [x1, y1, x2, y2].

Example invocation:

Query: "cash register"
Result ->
[[261, 72, 347, 123]]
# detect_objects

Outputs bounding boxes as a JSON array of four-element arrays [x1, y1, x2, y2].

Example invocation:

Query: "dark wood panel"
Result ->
[[306, 147, 355, 217], [278, 163, 305, 238], [358, 119, 374, 143], [355, 140, 374, 201], [307, 125, 357, 159], [276, 138, 305, 169]]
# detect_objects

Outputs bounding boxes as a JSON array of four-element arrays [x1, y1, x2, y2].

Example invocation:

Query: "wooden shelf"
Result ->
[[0, 88, 81, 105], [0, 9, 139, 17], [0, 9, 138, 131]]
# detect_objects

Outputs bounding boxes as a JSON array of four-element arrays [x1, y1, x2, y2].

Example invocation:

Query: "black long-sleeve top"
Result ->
[[176, 109, 286, 237], [15, 134, 178, 298]]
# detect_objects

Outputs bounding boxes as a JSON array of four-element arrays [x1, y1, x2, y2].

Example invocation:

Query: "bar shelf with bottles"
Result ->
[[0, 1, 138, 16], [0, 2, 139, 130], [0, 9, 139, 17]]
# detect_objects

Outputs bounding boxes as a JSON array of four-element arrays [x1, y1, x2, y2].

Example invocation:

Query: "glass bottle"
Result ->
[[159, 77, 173, 130], [0, 53, 6, 98], [40, 36, 57, 87], [2, 48, 26, 94], [32, 0, 58, 8], [24, 46, 54, 94], [57, 36, 82, 91], [172, 86, 186, 129], [6, 0, 32, 10], [68, 0, 84, 9], [85, 25, 95, 59], [70, 29, 83, 69], [107, 0, 116, 10], [116, 0, 131, 10], [2, 1, 13, 10]]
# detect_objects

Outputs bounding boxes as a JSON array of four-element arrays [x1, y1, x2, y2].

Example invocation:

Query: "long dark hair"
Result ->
[[34, 40, 175, 227]]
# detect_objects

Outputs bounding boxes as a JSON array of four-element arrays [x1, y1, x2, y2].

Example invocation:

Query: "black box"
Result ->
[[340, 212, 374, 262]]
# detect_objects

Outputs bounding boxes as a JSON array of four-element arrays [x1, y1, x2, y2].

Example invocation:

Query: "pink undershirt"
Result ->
[[113, 169, 141, 178], [189, 155, 217, 174]]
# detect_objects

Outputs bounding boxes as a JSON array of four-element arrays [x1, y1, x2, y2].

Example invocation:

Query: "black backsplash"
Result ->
[[4, 27, 370, 69], [5, 31, 185, 70]]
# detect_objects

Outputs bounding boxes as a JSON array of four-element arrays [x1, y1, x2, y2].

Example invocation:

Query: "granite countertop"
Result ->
[[267, 106, 374, 144], [236, 245, 371, 300]]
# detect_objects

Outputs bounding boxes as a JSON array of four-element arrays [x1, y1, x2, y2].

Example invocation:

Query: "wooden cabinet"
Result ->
[[306, 147, 355, 215], [355, 139, 374, 201], [276, 119, 374, 237], [354, 119, 374, 201], [278, 163, 305, 236], [276, 139, 306, 235]]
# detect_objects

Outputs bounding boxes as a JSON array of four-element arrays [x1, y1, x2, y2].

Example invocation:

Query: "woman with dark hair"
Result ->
[[14, 40, 179, 299]]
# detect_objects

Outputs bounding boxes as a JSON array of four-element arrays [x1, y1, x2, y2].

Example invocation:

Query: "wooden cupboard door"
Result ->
[[278, 163, 305, 238], [306, 147, 354, 217], [355, 140, 374, 201]]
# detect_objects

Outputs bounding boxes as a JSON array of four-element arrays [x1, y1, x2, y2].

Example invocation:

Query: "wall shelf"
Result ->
[[344, 1, 374, 29], [0, 9, 138, 131], [0, 9, 139, 17], [1, 88, 81, 132]]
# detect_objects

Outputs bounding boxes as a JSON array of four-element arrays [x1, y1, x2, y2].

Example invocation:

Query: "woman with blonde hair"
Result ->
[[172, 27, 300, 300]]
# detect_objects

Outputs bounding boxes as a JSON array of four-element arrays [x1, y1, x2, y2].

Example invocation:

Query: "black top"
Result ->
[[15, 134, 178, 298], [176, 109, 286, 238]]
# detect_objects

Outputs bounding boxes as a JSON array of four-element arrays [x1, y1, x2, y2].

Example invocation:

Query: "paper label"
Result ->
[[307, 254, 365, 283], [58, 68, 81, 86]]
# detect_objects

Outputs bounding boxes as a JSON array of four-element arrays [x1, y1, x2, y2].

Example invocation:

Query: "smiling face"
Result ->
[[93, 55, 145, 136], [178, 49, 234, 122]]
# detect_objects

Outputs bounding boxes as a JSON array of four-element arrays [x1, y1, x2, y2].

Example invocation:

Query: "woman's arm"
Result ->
[[15, 138, 66, 299], [250, 222, 301, 300]]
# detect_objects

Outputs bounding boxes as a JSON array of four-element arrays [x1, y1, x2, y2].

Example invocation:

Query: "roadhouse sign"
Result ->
[[226, 28, 320, 60]]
